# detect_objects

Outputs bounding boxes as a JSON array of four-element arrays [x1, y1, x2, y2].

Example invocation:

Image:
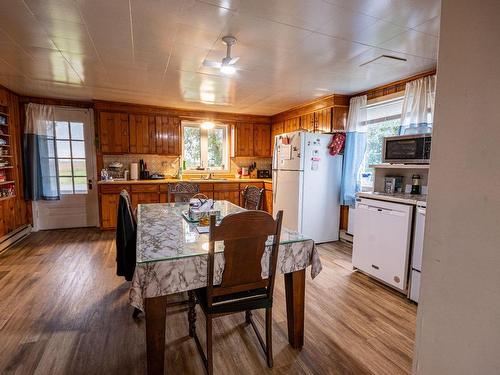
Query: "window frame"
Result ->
[[359, 95, 405, 191], [46, 120, 88, 195], [181, 121, 230, 173]]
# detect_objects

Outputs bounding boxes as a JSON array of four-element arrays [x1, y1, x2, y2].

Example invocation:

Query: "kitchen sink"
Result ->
[[188, 178, 228, 182]]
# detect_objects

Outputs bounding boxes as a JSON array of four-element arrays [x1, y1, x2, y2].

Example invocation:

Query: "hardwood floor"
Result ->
[[0, 229, 417, 375]]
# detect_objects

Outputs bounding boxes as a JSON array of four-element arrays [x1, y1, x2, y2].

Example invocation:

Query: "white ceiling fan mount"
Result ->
[[203, 35, 240, 74]]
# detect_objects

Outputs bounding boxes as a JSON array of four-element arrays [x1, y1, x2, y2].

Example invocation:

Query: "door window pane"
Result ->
[[59, 177, 73, 194], [72, 159, 87, 176], [55, 122, 70, 139], [58, 159, 73, 176], [71, 141, 85, 158], [73, 177, 87, 193], [70, 122, 84, 140], [52, 117, 88, 195], [56, 140, 71, 157]]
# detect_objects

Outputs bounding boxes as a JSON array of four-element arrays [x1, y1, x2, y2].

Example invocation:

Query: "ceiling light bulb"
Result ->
[[201, 121, 215, 129], [220, 65, 236, 75]]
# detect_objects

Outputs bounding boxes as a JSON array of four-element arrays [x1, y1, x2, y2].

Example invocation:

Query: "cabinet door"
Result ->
[[131, 192, 160, 211], [156, 116, 181, 155], [213, 190, 241, 206], [253, 124, 271, 157], [283, 117, 299, 133], [333, 106, 348, 131], [100, 194, 120, 229], [129, 114, 156, 153], [271, 122, 283, 153], [315, 108, 332, 133], [99, 112, 129, 153], [264, 189, 273, 214], [234, 123, 254, 156], [300, 113, 315, 132]]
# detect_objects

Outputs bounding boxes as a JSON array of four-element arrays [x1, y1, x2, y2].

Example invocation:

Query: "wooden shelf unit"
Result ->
[[0, 104, 16, 201]]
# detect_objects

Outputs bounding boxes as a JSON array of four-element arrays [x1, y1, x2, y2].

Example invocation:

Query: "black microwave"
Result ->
[[382, 134, 431, 164]]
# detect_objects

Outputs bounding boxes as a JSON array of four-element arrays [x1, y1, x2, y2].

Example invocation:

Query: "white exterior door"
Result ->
[[33, 107, 98, 231]]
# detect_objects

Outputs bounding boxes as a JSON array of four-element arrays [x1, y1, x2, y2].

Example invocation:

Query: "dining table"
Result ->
[[129, 200, 323, 375]]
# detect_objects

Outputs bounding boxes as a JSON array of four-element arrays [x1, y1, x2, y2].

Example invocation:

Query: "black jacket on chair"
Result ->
[[116, 191, 136, 281]]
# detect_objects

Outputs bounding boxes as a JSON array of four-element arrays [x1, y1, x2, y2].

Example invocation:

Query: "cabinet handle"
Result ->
[[371, 264, 379, 270]]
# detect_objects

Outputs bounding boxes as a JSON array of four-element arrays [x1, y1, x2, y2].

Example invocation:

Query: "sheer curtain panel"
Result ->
[[399, 75, 436, 135]]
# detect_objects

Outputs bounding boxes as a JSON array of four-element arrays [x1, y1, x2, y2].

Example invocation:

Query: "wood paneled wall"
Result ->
[[0, 87, 31, 238], [352, 69, 436, 101]]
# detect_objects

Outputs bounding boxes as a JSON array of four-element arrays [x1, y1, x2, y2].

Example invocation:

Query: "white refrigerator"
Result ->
[[272, 131, 343, 243]]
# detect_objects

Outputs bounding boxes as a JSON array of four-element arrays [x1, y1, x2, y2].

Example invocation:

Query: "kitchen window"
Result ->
[[359, 97, 404, 189], [182, 121, 229, 171]]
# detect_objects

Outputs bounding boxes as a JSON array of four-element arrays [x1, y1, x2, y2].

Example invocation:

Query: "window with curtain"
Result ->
[[358, 97, 404, 189]]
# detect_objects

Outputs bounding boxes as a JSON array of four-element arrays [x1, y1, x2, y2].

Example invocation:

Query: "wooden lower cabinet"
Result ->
[[213, 190, 240, 206], [100, 194, 120, 229], [99, 181, 272, 229]]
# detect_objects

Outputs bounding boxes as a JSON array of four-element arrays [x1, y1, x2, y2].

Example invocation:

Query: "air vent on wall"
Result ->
[[360, 55, 408, 67]]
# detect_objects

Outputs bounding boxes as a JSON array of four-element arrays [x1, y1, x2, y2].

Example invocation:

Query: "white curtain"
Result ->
[[24, 103, 59, 200], [400, 75, 436, 135], [340, 95, 367, 206]]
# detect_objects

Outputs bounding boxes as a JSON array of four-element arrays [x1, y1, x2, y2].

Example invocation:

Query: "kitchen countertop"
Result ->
[[357, 191, 427, 205], [97, 178, 272, 185]]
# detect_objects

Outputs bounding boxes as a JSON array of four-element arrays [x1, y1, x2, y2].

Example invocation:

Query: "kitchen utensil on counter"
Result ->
[[124, 169, 129, 180], [130, 163, 139, 180], [241, 167, 249, 176], [411, 174, 421, 194], [149, 173, 165, 180]]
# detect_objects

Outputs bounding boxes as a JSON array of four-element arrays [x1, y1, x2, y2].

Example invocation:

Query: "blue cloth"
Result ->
[[340, 132, 367, 207], [23, 133, 60, 200]]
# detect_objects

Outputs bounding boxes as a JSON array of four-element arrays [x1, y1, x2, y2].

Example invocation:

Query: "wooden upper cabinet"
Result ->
[[333, 106, 348, 131], [271, 122, 283, 153], [300, 113, 315, 132], [315, 107, 332, 133], [156, 116, 181, 156], [99, 111, 129, 153], [253, 124, 271, 157], [233, 122, 254, 157], [283, 117, 299, 133], [129, 114, 156, 154]]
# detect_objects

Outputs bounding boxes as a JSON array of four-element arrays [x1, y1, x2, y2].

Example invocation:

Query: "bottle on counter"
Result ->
[[411, 174, 421, 194]]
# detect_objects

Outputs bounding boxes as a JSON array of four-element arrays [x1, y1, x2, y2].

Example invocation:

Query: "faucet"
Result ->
[[204, 172, 213, 180]]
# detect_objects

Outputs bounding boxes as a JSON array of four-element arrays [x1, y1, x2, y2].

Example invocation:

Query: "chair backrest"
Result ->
[[206, 210, 283, 307], [242, 185, 264, 210], [168, 182, 200, 203]]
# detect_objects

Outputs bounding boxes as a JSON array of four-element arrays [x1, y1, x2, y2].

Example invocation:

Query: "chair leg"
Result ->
[[245, 310, 252, 324], [188, 291, 197, 337], [206, 316, 213, 375], [266, 308, 273, 368]]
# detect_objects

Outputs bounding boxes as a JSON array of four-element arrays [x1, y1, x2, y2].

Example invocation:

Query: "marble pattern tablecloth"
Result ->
[[129, 202, 322, 311]]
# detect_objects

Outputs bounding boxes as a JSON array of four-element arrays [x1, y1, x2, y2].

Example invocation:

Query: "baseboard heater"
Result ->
[[0, 224, 32, 254]]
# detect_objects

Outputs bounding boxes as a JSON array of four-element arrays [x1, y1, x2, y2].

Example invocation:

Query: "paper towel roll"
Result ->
[[130, 163, 139, 180]]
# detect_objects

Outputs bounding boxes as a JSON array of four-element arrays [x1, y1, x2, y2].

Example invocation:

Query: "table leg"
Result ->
[[145, 295, 168, 375], [284, 269, 305, 349]]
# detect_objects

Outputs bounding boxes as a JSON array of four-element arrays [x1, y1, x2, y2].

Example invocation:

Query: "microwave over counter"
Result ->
[[382, 134, 431, 164]]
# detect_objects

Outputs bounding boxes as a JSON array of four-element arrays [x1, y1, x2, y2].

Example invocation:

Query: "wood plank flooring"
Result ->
[[0, 229, 417, 375]]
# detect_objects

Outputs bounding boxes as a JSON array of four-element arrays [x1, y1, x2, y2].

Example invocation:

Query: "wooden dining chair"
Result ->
[[168, 182, 199, 203], [188, 209, 283, 374], [241, 185, 264, 210]]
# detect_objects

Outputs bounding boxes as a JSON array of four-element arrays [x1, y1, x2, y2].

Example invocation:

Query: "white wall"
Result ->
[[413, 0, 500, 374]]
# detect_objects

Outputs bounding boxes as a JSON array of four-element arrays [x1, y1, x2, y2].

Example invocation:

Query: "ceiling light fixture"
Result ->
[[201, 121, 215, 129], [220, 64, 236, 75]]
